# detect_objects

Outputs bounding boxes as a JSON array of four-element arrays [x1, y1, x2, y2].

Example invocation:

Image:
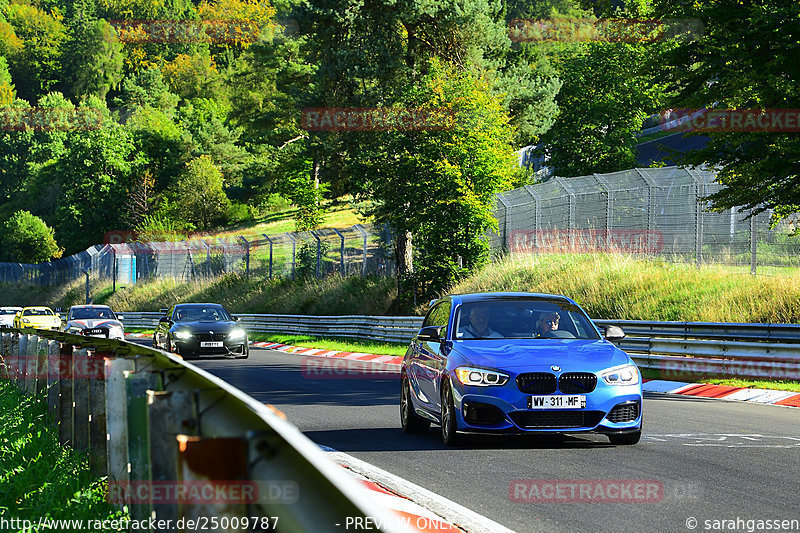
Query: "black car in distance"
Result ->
[[153, 303, 249, 359]]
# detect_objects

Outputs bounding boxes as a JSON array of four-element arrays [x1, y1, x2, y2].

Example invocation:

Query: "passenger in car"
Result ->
[[535, 311, 561, 337]]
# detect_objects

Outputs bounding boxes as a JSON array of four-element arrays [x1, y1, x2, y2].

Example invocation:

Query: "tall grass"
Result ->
[[0, 381, 126, 528], [104, 273, 398, 316], [447, 253, 800, 322]]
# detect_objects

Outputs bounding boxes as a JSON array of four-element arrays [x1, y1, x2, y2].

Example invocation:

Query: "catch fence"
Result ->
[[491, 166, 799, 272]]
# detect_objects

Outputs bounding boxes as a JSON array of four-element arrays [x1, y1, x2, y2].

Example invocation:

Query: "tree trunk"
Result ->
[[395, 229, 414, 301]]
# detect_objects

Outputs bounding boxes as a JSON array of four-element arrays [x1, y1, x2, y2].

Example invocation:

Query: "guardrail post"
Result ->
[[73, 348, 90, 452], [125, 369, 161, 521], [147, 389, 196, 526], [36, 337, 48, 397], [58, 342, 74, 445], [177, 436, 250, 528], [47, 340, 60, 425], [106, 358, 135, 483], [89, 351, 109, 477], [17, 334, 28, 392], [25, 334, 38, 396], [262, 234, 274, 279]]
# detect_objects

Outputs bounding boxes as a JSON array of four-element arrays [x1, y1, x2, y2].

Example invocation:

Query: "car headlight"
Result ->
[[228, 328, 246, 340], [601, 364, 640, 386], [454, 366, 509, 387], [174, 330, 193, 340], [22, 318, 30, 324]]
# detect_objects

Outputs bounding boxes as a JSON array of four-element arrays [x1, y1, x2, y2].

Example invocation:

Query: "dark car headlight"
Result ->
[[601, 364, 640, 385], [455, 366, 509, 387], [174, 330, 193, 340]]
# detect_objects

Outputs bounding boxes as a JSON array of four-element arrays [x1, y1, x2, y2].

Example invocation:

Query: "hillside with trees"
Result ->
[[0, 0, 795, 302]]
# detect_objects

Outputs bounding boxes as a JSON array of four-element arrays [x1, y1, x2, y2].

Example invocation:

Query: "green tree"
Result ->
[[653, 0, 800, 224], [358, 62, 519, 296], [0, 55, 14, 105], [62, 0, 124, 100], [0, 210, 62, 263], [173, 155, 231, 230], [3, 3, 66, 101], [539, 40, 667, 176]]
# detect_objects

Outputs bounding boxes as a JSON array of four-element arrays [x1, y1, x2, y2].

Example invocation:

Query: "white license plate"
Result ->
[[528, 395, 586, 409], [200, 341, 224, 348]]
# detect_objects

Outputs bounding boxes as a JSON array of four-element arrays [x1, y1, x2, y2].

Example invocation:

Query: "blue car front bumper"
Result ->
[[451, 380, 642, 434]]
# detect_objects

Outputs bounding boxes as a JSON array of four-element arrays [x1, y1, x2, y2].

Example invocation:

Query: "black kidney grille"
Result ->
[[559, 372, 597, 393], [195, 333, 226, 342], [517, 373, 557, 394], [509, 411, 604, 429], [607, 401, 640, 423]]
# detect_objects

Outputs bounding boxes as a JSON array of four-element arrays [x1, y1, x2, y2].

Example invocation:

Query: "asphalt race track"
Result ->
[[192, 347, 800, 533]]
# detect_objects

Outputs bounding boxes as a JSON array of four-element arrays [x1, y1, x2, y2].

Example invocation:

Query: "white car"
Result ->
[[63, 305, 125, 340], [0, 307, 22, 328]]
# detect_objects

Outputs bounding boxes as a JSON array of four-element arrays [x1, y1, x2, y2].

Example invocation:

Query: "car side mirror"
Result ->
[[604, 325, 626, 341], [117, 315, 125, 321], [159, 316, 172, 325], [417, 325, 444, 342], [15, 312, 21, 317], [232, 315, 240, 322]]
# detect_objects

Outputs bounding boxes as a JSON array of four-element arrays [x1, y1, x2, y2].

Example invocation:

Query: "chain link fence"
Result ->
[[0, 224, 395, 289], [4, 166, 799, 291], [490, 166, 800, 272]]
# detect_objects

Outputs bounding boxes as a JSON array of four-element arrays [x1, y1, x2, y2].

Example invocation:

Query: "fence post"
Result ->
[[262, 234, 274, 279], [237, 236, 251, 278], [36, 337, 49, 397], [72, 348, 90, 452], [523, 185, 543, 248], [58, 342, 74, 445], [47, 340, 60, 424], [593, 173, 615, 248], [106, 358, 135, 482], [285, 233, 297, 279], [24, 333, 38, 396], [750, 212, 757, 275], [354, 225, 368, 275], [555, 178, 577, 249], [147, 390, 196, 524], [311, 231, 322, 278], [88, 351, 109, 477], [332, 228, 345, 275], [125, 369, 161, 521], [495, 194, 511, 252]]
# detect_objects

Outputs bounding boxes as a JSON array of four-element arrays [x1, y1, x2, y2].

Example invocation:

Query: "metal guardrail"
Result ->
[[118, 312, 800, 381], [0, 328, 404, 532]]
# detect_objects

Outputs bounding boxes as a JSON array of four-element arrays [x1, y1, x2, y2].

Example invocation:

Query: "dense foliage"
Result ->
[[0, 0, 795, 295]]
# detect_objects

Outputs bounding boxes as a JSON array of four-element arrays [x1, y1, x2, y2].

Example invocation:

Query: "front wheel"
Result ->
[[608, 430, 641, 445], [440, 381, 460, 446], [401, 375, 430, 433]]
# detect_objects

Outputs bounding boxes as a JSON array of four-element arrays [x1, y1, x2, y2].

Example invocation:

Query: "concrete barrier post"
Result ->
[[72, 348, 90, 452], [125, 370, 161, 521], [106, 358, 135, 483], [36, 338, 49, 397], [24, 334, 38, 395], [47, 341, 61, 425], [88, 351, 109, 477], [58, 343, 74, 445]]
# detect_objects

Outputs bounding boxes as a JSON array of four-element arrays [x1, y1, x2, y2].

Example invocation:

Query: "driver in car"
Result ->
[[462, 307, 502, 339], [535, 311, 560, 337]]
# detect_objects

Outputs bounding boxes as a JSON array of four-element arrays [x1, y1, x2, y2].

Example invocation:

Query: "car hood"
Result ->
[[67, 319, 123, 329], [451, 339, 631, 372], [23, 316, 59, 324], [172, 320, 238, 333]]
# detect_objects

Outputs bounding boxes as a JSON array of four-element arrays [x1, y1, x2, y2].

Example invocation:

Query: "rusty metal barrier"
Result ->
[[0, 328, 405, 533]]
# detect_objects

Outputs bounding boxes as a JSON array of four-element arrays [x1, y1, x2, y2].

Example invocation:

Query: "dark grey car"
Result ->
[[153, 303, 249, 359]]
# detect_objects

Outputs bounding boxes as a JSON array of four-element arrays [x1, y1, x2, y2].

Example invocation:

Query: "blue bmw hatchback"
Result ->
[[400, 292, 642, 446]]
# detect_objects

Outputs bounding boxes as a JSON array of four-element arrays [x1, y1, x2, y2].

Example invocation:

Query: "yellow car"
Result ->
[[13, 307, 62, 330]]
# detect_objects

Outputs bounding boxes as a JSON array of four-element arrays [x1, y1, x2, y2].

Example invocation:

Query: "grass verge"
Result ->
[[249, 332, 408, 357], [0, 381, 127, 529]]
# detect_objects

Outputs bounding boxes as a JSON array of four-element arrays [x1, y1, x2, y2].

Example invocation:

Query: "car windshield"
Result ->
[[454, 298, 600, 340], [173, 306, 231, 322], [23, 309, 53, 316], [70, 307, 115, 320]]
